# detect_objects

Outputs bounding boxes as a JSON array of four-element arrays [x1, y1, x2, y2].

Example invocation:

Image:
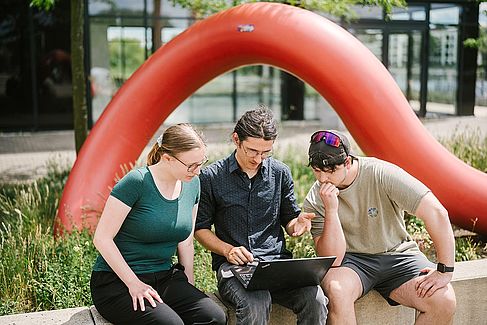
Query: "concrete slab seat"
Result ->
[[0, 259, 485, 325]]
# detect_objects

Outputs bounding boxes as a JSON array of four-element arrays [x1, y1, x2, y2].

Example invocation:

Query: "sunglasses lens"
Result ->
[[311, 131, 327, 143], [311, 131, 341, 148], [324, 133, 340, 147]]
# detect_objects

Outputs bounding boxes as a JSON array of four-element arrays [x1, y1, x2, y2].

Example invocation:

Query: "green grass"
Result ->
[[0, 130, 486, 315]]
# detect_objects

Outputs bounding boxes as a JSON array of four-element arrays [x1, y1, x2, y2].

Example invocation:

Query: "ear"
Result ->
[[344, 156, 351, 168], [161, 152, 172, 162], [231, 132, 239, 145]]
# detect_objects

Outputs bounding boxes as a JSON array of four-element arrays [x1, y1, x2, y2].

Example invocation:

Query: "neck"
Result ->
[[341, 159, 359, 188], [235, 155, 260, 178], [149, 163, 178, 184]]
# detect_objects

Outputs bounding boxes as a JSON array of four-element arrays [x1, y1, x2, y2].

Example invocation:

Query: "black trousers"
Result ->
[[90, 267, 226, 325]]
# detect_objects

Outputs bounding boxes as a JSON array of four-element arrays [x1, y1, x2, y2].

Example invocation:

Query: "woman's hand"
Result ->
[[127, 278, 163, 311]]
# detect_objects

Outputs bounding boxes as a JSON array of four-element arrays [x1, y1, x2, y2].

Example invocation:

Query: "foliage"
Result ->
[[439, 128, 487, 173], [109, 39, 146, 80], [172, 0, 406, 19], [30, 0, 56, 11], [0, 162, 96, 315]]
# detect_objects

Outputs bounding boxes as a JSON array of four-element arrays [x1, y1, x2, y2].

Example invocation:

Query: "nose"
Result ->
[[253, 154, 263, 164], [317, 171, 328, 183]]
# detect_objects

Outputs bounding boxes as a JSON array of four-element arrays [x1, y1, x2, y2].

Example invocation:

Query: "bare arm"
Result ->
[[194, 228, 253, 265], [93, 196, 162, 311], [414, 192, 455, 297], [177, 204, 198, 284], [312, 183, 346, 265]]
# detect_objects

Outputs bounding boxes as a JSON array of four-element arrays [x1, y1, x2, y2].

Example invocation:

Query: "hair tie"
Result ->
[[156, 134, 163, 148]]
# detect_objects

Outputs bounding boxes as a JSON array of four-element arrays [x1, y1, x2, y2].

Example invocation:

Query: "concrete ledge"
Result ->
[[0, 307, 92, 325], [1, 259, 486, 325]]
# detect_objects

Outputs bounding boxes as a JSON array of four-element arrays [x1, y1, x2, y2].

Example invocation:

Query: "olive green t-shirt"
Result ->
[[93, 167, 200, 274], [303, 157, 430, 254]]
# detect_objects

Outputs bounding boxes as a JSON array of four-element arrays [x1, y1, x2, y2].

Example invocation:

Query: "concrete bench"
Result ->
[[1, 259, 485, 325]]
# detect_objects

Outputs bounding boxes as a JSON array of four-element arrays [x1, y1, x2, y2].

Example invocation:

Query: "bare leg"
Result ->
[[321, 267, 363, 325], [389, 277, 456, 325]]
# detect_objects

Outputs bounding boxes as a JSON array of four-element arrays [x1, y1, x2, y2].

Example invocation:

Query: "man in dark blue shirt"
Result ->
[[195, 106, 328, 325]]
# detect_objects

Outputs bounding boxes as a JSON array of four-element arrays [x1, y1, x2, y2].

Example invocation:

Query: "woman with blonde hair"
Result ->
[[90, 123, 226, 325]]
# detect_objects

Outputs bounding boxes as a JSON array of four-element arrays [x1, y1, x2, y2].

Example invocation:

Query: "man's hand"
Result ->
[[318, 182, 339, 212], [415, 268, 453, 298], [289, 212, 316, 237], [225, 246, 254, 265]]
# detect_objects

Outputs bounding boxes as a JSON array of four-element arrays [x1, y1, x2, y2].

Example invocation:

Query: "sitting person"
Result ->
[[195, 106, 328, 325], [303, 129, 456, 325], [90, 123, 226, 325]]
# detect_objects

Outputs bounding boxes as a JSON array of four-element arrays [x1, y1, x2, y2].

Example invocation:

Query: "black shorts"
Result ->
[[341, 252, 435, 306]]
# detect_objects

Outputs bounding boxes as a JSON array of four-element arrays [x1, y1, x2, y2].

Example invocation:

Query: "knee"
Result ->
[[323, 279, 356, 306], [426, 285, 456, 318], [437, 287, 457, 317], [199, 298, 227, 325]]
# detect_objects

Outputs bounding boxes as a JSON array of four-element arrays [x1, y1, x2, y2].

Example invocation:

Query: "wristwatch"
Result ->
[[437, 263, 454, 273]]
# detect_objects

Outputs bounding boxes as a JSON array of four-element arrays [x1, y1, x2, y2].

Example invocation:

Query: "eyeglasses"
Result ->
[[310, 131, 341, 147], [241, 143, 273, 159], [172, 155, 208, 173]]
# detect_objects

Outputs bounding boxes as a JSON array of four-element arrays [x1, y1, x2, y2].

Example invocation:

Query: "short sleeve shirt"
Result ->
[[303, 157, 430, 254], [93, 167, 200, 274], [196, 152, 300, 271]]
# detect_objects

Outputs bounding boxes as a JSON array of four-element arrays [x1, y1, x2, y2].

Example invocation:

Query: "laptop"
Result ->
[[230, 256, 336, 291]]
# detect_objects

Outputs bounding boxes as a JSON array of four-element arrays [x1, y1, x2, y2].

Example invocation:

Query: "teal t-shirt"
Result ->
[[93, 166, 200, 274]]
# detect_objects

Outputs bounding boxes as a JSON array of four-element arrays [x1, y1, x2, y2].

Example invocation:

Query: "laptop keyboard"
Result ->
[[233, 264, 256, 286]]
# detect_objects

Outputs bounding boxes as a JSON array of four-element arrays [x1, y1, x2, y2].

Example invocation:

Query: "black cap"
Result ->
[[308, 130, 353, 168]]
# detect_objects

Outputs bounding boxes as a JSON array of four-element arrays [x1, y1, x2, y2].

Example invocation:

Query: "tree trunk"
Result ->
[[71, 0, 88, 154], [152, 0, 162, 52]]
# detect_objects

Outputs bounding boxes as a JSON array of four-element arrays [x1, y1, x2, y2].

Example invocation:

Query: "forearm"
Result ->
[[423, 209, 455, 266], [314, 209, 346, 265], [194, 229, 234, 258], [93, 237, 139, 287], [416, 193, 455, 266], [178, 240, 195, 284]]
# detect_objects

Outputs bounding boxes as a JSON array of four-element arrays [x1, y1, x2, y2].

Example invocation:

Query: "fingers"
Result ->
[[227, 246, 253, 264], [415, 270, 450, 298], [301, 212, 316, 220], [131, 286, 162, 312]]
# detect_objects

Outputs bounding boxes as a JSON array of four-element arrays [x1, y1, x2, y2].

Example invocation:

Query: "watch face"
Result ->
[[437, 263, 454, 273]]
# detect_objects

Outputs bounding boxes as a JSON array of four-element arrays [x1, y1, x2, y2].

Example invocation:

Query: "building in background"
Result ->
[[0, 0, 483, 131]]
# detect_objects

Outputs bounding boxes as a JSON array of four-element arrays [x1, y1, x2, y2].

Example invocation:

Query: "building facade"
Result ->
[[0, 0, 482, 130]]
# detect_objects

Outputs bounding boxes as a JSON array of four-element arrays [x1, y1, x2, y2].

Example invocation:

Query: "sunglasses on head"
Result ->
[[310, 131, 341, 147]]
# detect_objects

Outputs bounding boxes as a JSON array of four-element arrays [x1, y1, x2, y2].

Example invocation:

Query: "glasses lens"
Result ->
[[310, 131, 340, 148], [188, 157, 208, 172]]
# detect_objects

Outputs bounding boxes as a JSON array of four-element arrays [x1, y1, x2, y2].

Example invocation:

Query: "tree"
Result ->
[[171, 0, 406, 19], [31, 0, 87, 154]]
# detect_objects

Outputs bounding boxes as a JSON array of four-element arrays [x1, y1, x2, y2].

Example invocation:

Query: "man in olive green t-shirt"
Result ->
[[303, 130, 456, 325]]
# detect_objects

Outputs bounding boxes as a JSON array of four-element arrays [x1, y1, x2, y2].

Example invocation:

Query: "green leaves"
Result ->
[[30, 0, 57, 11]]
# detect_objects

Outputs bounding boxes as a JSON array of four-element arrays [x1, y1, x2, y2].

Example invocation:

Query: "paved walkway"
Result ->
[[1, 111, 486, 183]]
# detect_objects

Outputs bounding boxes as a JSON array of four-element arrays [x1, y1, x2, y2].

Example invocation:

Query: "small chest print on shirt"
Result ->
[[367, 207, 379, 218]]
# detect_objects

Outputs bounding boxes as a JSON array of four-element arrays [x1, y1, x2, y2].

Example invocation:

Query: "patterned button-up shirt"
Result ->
[[196, 151, 301, 271]]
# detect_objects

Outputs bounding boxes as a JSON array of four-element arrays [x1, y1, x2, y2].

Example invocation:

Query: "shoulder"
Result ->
[[200, 157, 228, 180], [359, 157, 403, 176], [267, 158, 292, 174], [116, 167, 146, 186]]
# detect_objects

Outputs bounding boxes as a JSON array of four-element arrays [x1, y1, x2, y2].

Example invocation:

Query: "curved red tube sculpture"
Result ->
[[55, 3, 487, 235]]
